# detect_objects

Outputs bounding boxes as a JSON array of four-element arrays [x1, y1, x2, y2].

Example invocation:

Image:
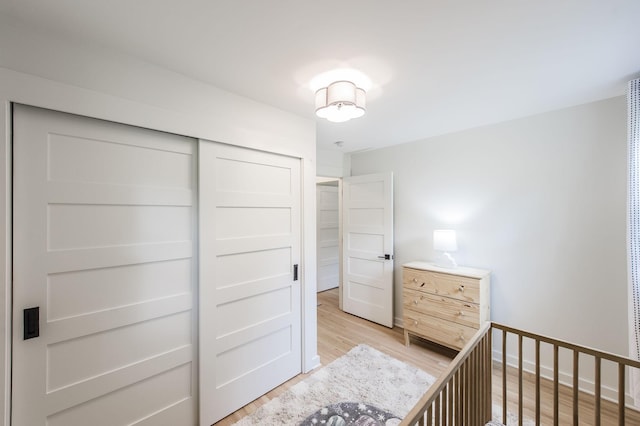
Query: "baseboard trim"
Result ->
[[305, 355, 321, 373], [394, 316, 404, 328]]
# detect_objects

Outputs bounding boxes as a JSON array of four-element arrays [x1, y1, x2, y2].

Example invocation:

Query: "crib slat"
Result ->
[[479, 337, 485, 423], [448, 379, 453, 425], [573, 350, 579, 425], [468, 357, 473, 426], [479, 337, 484, 423], [455, 369, 461, 425], [554, 344, 559, 426], [475, 346, 480, 423], [471, 349, 476, 425], [618, 363, 625, 426], [424, 404, 430, 426], [595, 356, 601, 426], [464, 360, 470, 425], [441, 382, 447, 426], [535, 339, 541, 425], [472, 355, 476, 425], [518, 334, 523, 426], [502, 329, 507, 423], [486, 332, 493, 422], [460, 361, 465, 425]]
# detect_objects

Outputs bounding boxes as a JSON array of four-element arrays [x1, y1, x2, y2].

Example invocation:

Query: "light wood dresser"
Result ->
[[402, 261, 490, 350]]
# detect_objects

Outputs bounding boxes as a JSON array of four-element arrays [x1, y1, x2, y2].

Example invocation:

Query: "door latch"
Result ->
[[377, 254, 392, 260]]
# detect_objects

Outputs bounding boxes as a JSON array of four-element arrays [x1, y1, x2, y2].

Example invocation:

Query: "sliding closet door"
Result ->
[[12, 105, 197, 425], [199, 141, 302, 425]]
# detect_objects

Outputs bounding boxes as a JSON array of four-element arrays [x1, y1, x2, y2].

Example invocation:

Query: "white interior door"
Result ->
[[12, 105, 197, 425], [317, 182, 340, 292], [199, 141, 302, 425], [342, 172, 394, 328]]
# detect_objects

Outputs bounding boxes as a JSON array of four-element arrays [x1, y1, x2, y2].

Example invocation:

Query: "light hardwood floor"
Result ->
[[213, 288, 454, 425], [493, 361, 640, 425], [214, 288, 640, 425]]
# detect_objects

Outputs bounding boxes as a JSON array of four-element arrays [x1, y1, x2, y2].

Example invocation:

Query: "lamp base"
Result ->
[[434, 252, 457, 269]]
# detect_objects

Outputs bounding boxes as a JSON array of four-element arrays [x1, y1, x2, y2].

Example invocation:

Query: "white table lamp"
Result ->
[[433, 229, 457, 268]]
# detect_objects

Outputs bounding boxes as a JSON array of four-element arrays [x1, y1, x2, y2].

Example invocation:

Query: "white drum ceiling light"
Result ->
[[315, 80, 366, 123]]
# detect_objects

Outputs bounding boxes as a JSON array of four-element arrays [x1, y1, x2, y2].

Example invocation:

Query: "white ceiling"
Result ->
[[1, 0, 639, 153]]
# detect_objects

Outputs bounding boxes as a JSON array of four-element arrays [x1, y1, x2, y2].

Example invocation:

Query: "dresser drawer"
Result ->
[[404, 310, 476, 350], [403, 288, 480, 328], [403, 268, 479, 303]]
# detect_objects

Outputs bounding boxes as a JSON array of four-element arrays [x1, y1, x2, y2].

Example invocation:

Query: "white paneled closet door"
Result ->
[[12, 105, 197, 425], [199, 141, 302, 425]]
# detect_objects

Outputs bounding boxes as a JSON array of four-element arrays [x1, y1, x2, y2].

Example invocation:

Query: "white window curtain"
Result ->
[[629, 77, 640, 406]]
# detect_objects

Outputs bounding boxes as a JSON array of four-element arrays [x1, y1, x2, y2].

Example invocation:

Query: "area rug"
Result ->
[[489, 405, 535, 426], [232, 344, 436, 426]]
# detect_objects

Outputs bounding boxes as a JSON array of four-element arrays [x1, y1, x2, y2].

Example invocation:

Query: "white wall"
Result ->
[[0, 19, 318, 426], [350, 97, 628, 358], [317, 148, 346, 178]]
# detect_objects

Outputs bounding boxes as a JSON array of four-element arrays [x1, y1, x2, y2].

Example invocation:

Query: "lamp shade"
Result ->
[[433, 230, 457, 252], [315, 80, 366, 123]]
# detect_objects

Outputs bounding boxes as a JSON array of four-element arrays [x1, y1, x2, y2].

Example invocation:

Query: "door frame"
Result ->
[[316, 177, 343, 305], [0, 67, 320, 426]]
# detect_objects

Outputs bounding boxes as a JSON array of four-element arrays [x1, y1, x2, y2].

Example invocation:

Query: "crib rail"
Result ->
[[402, 322, 493, 425], [492, 322, 640, 426], [401, 322, 640, 426]]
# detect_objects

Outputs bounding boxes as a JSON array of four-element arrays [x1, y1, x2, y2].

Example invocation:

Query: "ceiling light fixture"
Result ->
[[315, 80, 366, 123]]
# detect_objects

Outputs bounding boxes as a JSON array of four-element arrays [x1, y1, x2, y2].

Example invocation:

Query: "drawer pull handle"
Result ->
[[413, 299, 418, 305], [420, 282, 425, 287], [458, 310, 464, 316], [412, 278, 417, 283], [459, 335, 466, 342], [458, 285, 464, 292], [413, 320, 418, 326]]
